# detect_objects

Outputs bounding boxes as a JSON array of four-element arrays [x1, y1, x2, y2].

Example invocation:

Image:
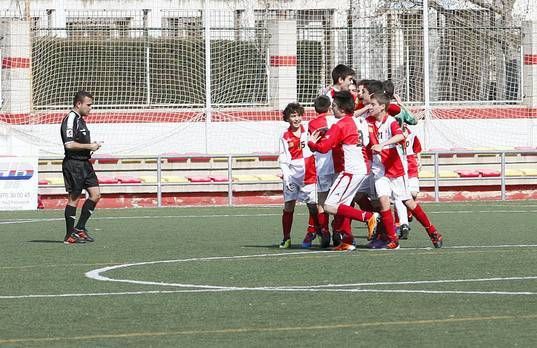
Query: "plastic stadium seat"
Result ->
[[472, 147, 497, 157], [514, 146, 537, 156], [521, 168, 537, 176], [505, 169, 524, 177], [428, 148, 452, 158], [478, 169, 500, 177], [211, 157, 229, 163], [94, 154, 119, 164], [450, 147, 474, 158], [233, 175, 260, 182], [439, 170, 459, 178], [162, 153, 188, 163], [255, 174, 281, 182], [98, 176, 119, 184], [258, 153, 279, 161], [121, 159, 143, 164], [186, 153, 210, 163], [235, 156, 257, 162], [38, 180, 49, 185], [209, 175, 229, 182], [163, 176, 189, 183], [418, 170, 434, 178], [456, 169, 480, 178], [187, 176, 212, 183], [116, 176, 142, 184], [139, 176, 158, 183], [46, 177, 64, 185]]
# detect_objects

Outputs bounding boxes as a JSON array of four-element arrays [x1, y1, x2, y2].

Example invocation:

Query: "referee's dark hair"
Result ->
[[73, 90, 93, 106]]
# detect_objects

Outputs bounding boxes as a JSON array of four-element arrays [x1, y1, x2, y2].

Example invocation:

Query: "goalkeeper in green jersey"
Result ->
[[393, 93, 424, 126]]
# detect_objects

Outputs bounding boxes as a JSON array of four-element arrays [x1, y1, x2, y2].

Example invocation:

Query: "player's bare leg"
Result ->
[[404, 198, 443, 248]]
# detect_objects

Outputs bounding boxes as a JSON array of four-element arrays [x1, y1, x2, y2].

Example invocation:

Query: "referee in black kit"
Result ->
[[60, 90, 102, 244]]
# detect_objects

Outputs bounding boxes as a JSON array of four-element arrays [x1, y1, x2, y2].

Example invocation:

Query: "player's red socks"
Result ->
[[336, 204, 373, 222], [380, 210, 397, 242], [410, 204, 432, 229], [282, 210, 293, 240], [307, 214, 316, 233], [318, 212, 329, 233]]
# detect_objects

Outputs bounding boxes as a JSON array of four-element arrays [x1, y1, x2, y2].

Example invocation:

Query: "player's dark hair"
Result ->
[[357, 79, 375, 88], [365, 79, 394, 99], [314, 95, 331, 114], [331, 64, 355, 85], [282, 102, 304, 122], [73, 90, 93, 106], [333, 91, 355, 115], [371, 92, 390, 110]]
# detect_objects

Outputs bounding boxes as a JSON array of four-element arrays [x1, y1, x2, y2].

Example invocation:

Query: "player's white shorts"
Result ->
[[408, 176, 420, 194], [325, 172, 367, 207], [317, 173, 337, 192], [356, 173, 376, 199], [283, 182, 317, 204], [374, 175, 412, 201]]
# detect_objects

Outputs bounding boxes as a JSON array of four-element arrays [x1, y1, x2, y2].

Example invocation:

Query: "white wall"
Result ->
[[5, 118, 536, 157]]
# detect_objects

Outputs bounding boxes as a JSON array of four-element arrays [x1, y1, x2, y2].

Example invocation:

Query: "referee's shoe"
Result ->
[[63, 232, 86, 245], [73, 227, 95, 242]]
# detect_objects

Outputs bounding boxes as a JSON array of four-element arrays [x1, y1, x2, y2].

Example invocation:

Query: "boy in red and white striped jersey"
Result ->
[[369, 93, 443, 249], [278, 103, 319, 249], [395, 123, 423, 239], [308, 91, 379, 251], [306, 95, 336, 248], [320, 64, 357, 245]]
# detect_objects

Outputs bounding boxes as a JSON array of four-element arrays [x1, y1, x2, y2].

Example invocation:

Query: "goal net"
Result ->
[[0, 0, 534, 156]]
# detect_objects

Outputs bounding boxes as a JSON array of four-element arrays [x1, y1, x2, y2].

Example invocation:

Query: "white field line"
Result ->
[[1, 249, 537, 299], [2, 287, 537, 300], [1, 209, 537, 225]]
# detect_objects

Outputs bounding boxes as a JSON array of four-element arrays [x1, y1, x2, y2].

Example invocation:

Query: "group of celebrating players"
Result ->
[[278, 64, 443, 251]]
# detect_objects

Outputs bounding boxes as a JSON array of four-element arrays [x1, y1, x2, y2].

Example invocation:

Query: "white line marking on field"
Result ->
[[81, 251, 537, 297], [2, 288, 537, 300], [1, 208, 536, 225], [2, 249, 537, 299]]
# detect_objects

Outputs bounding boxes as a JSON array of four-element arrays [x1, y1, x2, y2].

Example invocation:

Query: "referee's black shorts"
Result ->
[[62, 158, 99, 196]]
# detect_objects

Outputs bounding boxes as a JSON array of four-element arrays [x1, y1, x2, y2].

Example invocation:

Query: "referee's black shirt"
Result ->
[[60, 111, 92, 160]]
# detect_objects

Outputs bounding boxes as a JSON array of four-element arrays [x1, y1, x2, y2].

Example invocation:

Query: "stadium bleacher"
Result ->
[[36, 149, 537, 207]]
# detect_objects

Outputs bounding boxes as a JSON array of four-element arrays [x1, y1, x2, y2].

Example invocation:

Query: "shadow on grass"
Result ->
[[26, 240, 66, 244]]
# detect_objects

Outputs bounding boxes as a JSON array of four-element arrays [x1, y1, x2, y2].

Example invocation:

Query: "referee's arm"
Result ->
[[64, 141, 101, 151]]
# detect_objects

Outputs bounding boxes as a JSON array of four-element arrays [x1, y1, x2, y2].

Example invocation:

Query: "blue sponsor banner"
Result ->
[[0, 157, 38, 210]]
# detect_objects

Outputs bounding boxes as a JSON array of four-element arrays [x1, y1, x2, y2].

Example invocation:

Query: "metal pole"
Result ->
[[146, 47, 151, 105], [434, 152, 439, 202], [422, 0, 432, 149], [227, 155, 233, 206], [144, 9, 150, 106], [500, 152, 506, 201], [157, 155, 162, 207], [406, 45, 410, 101], [519, 44, 524, 101], [347, 0, 353, 65], [204, 0, 212, 153]]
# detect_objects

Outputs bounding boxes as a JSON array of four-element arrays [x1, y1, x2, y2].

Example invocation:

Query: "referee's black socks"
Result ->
[[76, 199, 97, 231], [64, 205, 77, 235]]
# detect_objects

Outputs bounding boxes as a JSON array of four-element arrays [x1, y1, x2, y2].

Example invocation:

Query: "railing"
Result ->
[[420, 150, 537, 202], [38, 150, 537, 206]]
